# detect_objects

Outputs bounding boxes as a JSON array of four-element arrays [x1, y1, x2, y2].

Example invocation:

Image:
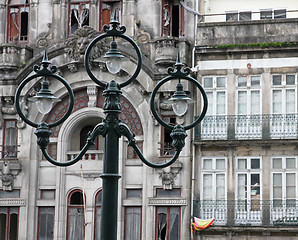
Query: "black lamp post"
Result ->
[[15, 14, 207, 240]]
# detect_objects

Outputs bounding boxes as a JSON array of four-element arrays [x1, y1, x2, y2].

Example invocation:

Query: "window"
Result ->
[[100, 0, 121, 31], [160, 117, 176, 156], [237, 76, 261, 115], [40, 190, 55, 200], [67, 190, 85, 240], [226, 11, 238, 21], [94, 191, 102, 240], [69, 0, 90, 34], [226, 11, 252, 21], [236, 158, 261, 211], [156, 188, 181, 197], [126, 189, 142, 198], [260, 9, 286, 19], [162, 0, 184, 37], [203, 76, 226, 116], [201, 157, 226, 201], [2, 120, 17, 159], [156, 207, 180, 240], [272, 157, 297, 207], [271, 74, 296, 114], [7, 0, 29, 43], [37, 207, 54, 240], [124, 207, 142, 240], [0, 207, 19, 240]]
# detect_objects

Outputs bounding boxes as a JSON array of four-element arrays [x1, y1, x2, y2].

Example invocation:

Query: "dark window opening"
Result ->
[[274, 9, 286, 19], [172, 5, 179, 37], [20, 11, 28, 41], [156, 207, 180, 240], [161, 117, 176, 156], [70, 191, 84, 205], [0, 207, 19, 240], [69, 1, 90, 34]]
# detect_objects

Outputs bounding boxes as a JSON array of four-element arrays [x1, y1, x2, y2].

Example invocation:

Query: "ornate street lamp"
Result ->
[[15, 14, 207, 240]]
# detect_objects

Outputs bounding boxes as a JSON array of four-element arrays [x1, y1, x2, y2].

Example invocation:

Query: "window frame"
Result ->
[[201, 157, 227, 201], [66, 190, 85, 240], [2, 119, 18, 159], [37, 207, 55, 240], [271, 74, 297, 114], [236, 75, 261, 115], [155, 206, 181, 240], [68, 0, 91, 35], [99, 0, 121, 32], [124, 206, 142, 240], [94, 190, 102, 240], [202, 76, 227, 116], [0, 207, 19, 240], [7, 0, 30, 43], [161, 0, 184, 37]]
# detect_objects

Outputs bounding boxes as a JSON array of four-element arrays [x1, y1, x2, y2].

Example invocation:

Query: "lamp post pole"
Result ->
[[15, 14, 208, 240]]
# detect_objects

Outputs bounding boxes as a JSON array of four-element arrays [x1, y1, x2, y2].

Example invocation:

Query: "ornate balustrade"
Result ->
[[67, 150, 104, 161], [195, 114, 298, 141], [193, 200, 298, 227]]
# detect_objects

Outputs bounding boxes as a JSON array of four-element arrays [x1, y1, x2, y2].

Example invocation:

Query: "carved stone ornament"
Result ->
[[65, 26, 105, 62], [36, 23, 52, 48], [156, 161, 182, 190], [0, 161, 22, 192]]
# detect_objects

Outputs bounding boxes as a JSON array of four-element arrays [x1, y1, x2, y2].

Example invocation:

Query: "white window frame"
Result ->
[[271, 74, 297, 114]]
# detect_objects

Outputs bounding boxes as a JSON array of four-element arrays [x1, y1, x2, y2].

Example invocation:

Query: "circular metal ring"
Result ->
[[15, 73, 74, 128], [150, 75, 208, 131], [84, 32, 142, 89]]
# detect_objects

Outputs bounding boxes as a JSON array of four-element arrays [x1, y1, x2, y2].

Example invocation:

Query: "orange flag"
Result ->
[[191, 217, 214, 232]]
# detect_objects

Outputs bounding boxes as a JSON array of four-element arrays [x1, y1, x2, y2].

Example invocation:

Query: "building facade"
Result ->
[[0, 0, 297, 240]]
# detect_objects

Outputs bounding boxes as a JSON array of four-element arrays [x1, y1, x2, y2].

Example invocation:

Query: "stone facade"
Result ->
[[0, 0, 297, 240]]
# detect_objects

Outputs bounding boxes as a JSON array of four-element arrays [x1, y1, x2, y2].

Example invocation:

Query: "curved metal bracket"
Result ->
[[115, 122, 185, 168]]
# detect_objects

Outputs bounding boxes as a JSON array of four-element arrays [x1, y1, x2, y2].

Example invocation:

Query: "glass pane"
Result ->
[[251, 91, 260, 114], [0, 211, 7, 240], [238, 91, 247, 114], [203, 77, 213, 88], [39, 207, 54, 240], [272, 75, 282, 85], [272, 90, 282, 114], [251, 76, 260, 86], [226, 12, 238, 21], [203, 175, 212, 200], [216, 159, 225, 170], [157, 208, 167, 240], [127, 189, 142, 198], [70, 192, 84, 205], [95, 207, 101, 240], [125, 207, 141, 240], [96, 191, 102, 205], [286, 158, 296, 169], [273, 173, 282, 186], [237, 174, 247, 199], [40, 190, 55, 199], [238, 159, 247, 170], [286, 173, 295, 186], [169, 208, 179, 240], [260, 10, 272, 19], [251, 158, 260, 169], [286, 75, 295, 85], [273, 186, 282, 198], [239, 12, 251, 21], [68, 208, 84, 240], [206, 92, 213, 115], [216, 174, 225, 200], [286, 89, 295, 113], [274, 9, 286, 19], [216, 92, 226, 114], [286, 186, 296, 198], [216, 77, 226, 87], [238, 76, 247, 87], [251, 174, 260, 190], [156, 189, 180, 197], [9, 210, 18, 240], [272, 158, 282, 169], [203, 159, 212, 170]]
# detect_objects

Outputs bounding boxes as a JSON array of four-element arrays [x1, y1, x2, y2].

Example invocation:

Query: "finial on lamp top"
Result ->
[[174, 51, 184, 71], [41, 48, 51, 69]]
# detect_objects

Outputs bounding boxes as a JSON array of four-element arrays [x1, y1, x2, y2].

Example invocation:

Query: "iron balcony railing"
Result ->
[[193, 200, 298, 227], [195, 114, 298, 141]]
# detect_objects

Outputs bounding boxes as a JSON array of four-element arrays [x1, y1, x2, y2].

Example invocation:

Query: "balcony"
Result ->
[[193, 200, 298, 227], [67, 150, 104, 161], [194, 114, 298, 142]]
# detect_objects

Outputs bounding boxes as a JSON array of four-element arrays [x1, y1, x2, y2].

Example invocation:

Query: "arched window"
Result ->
[[69, 0, 90, 34], [80, 125, 97, 150], [7, 0, 29, 43], [94, 190, 102, 240], [67, 190, 85, 240]]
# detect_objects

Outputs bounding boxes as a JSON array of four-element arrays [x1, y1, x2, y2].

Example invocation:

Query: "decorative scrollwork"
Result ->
[[34, 122, 52, 150], [170, 125, 187, 152]]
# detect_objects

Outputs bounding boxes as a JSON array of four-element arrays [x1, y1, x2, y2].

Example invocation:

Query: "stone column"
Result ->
[[0, 4, 6, 43]]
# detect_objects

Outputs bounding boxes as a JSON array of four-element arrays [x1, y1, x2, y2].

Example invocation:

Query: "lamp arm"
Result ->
[[37, 122, 109, 167], [115, 122, 187, 168]]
